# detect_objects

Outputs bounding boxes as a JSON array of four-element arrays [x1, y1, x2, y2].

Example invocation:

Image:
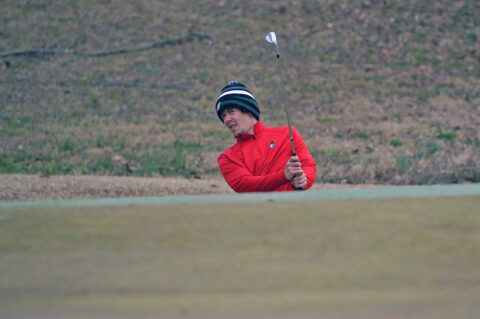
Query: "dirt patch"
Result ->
[[0, 174, 384, 201]]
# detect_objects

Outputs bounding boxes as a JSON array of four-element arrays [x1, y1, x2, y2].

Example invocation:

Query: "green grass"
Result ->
[[390, 139, 403, 148], [396, 154, 412, 174], [436, 131, 457, 141], [1, 196, 479, 318]]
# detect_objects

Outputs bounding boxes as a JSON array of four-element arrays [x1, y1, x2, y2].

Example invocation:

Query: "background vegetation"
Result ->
[[1, 0, 479, 184]]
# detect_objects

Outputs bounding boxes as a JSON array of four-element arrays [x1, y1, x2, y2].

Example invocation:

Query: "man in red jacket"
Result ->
[[215, 81, 316, 192]]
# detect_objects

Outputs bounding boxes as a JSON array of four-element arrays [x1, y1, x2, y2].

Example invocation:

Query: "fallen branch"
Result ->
[[0, 49, 72, 58], [84, 31, 211, 57], [98, 81, 187, 90], [0, 31, 212, 58]]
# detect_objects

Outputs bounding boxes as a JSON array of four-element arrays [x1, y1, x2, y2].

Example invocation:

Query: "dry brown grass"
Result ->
[[1, 0, 479, 183]]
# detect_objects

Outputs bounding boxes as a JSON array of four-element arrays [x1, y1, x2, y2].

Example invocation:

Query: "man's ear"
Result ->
[[248, 112, 258, 121]]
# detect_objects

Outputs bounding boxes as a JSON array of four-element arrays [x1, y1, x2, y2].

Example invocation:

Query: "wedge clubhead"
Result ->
[[265, 31, 280, 58]]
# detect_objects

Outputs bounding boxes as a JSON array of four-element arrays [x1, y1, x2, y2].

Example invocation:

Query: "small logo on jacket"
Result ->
[[268, 141, 276, 149]]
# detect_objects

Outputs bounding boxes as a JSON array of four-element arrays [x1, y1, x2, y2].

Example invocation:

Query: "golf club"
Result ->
[[265, 31, 303, 190], [265, 31, 296, 157]]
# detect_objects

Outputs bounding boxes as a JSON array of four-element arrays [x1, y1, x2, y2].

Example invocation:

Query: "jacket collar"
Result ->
[[236, 121, 264, 141]]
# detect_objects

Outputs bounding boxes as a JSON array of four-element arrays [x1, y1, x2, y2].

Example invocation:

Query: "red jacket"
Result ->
[[218, 121, 316, 192]]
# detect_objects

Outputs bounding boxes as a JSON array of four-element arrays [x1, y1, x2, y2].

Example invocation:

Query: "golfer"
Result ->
[[215, 81, 316, 192]]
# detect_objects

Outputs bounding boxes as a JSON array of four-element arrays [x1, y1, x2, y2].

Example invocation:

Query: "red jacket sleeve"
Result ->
[[291, 127, 317, 190], [218, 153, 289, 192]]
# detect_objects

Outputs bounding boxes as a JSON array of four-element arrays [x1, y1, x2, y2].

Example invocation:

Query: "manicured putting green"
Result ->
[[1, 186, 479, 318]]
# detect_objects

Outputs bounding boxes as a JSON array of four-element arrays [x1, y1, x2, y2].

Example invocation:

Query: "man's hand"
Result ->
[[284, 156, 304, 181], [291, 173, 307, 189]]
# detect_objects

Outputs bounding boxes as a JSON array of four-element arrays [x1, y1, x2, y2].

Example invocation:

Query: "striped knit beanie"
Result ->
[[215, 81, 260, 122]]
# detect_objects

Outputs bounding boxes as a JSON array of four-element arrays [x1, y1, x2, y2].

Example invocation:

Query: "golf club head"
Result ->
[[265, 31, 280, 58]]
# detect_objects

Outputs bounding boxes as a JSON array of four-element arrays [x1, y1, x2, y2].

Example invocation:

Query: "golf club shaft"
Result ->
[[276, 55, 296, 157], [276, 54, 303, 190]]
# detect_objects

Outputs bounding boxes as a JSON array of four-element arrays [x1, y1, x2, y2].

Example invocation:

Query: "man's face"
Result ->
[[221, 107, 257, 138]]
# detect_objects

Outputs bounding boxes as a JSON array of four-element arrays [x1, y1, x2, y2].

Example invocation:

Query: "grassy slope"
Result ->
[[1, 0, 479, 184], [1, 196, 479, 318]]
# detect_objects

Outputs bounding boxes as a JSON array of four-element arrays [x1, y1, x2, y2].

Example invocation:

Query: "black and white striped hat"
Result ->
[[215, 81, 260, 122]]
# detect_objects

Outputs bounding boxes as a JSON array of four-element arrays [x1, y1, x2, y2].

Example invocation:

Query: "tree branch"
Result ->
[[0, 31, 212, 58]]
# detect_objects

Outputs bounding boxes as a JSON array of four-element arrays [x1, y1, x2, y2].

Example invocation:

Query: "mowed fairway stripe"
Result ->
[[1, 183, 479, 208], [1, 196, 479, 319]]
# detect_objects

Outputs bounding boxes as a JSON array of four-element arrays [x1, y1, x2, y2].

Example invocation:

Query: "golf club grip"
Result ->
[[291, 152, 303, 191]]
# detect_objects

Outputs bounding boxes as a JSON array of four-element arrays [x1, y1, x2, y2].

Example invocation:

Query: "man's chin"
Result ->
[[229, 128, 239, 137], [232, 130, 243, 138]]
